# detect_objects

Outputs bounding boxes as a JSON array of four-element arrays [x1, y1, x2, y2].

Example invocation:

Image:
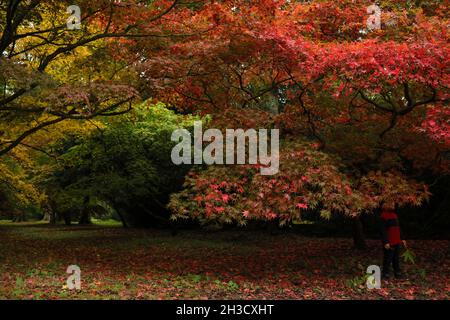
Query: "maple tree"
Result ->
[[0, 0, 209, 155], [132, 0, 448, 150], [116, 0, 449, 246], [169, 140, 429, 226], [0, 0, 201, 218], [1, 1, 448, 241], [0, 0, 449, 302]]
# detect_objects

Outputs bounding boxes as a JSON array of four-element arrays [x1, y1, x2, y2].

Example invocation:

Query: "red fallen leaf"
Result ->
[[296, 203, 308, 209], [279, 280, 292, 288], [221, 194, 230, 203], [424, 289, 435, 295], [377, 289, 390, 297]]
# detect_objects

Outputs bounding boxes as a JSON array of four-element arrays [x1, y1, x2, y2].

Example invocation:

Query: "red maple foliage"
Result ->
[[112, 0, 449, 222]]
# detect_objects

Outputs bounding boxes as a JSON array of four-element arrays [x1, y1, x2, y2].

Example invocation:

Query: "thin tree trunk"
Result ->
[[115, 207, 128, 228], [41, 211, 50, 222], [43, 201, 57, 224], [49, 209, 56, 224], [63, 211, 72, 226], [78, 209, 91, 225], [267, 219, 280, 235], [78, 196, 92, 225], [352, 216, 367, 249], [12, 210, 25, 222]]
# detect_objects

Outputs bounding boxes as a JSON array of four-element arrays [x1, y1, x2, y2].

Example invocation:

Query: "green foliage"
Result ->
[[0, 157, 44, 220], [347, 274, 370, 290], [227, 281, 240, 291], [402, 248, 417, 265], [46, 102, 202, 227]]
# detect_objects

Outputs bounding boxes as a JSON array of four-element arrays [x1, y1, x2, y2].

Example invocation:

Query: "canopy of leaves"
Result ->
[[0, 0, 447, 228], [45, 102, 202, 227], [170, 140, 429, 226]]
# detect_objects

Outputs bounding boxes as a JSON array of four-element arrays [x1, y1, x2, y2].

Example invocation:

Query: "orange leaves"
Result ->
[[116, 0, 447, 129]]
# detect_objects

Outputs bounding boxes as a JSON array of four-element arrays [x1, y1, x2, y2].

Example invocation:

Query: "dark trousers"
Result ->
[[382, 244, 401, 275]]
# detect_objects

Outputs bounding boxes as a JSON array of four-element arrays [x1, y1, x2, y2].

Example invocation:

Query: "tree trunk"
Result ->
[[78, 196, 92, 225], [78, 209, 91, 225], [12, 211, 25, 222], [267, 219, 280, 235], [63, 212, 72, 226], [115, 207, 128, 228], [49, 209, 56, 224], [41, 210, 50, 222], [352, 216, 367, 250], [42, 201, 57, 224]]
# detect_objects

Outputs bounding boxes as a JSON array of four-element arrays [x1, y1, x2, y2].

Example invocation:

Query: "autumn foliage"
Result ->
[[0, 1, 449, 229], [0, 0, 449, 302]]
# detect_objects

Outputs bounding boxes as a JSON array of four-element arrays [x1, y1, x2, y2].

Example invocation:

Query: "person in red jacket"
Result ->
[[380, 203, 407, 279]]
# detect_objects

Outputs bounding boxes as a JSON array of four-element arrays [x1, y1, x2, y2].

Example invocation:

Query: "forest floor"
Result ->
[[0, 221, 448, 300]]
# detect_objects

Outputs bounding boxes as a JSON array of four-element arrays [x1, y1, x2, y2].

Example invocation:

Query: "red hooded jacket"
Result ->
[[380, 211, 402, 245]]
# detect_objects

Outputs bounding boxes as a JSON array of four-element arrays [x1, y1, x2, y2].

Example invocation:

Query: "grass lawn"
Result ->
[[0, 221, 448, 300]]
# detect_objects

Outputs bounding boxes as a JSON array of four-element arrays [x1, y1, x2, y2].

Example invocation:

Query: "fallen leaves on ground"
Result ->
[[0, 223, 448, 300]]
